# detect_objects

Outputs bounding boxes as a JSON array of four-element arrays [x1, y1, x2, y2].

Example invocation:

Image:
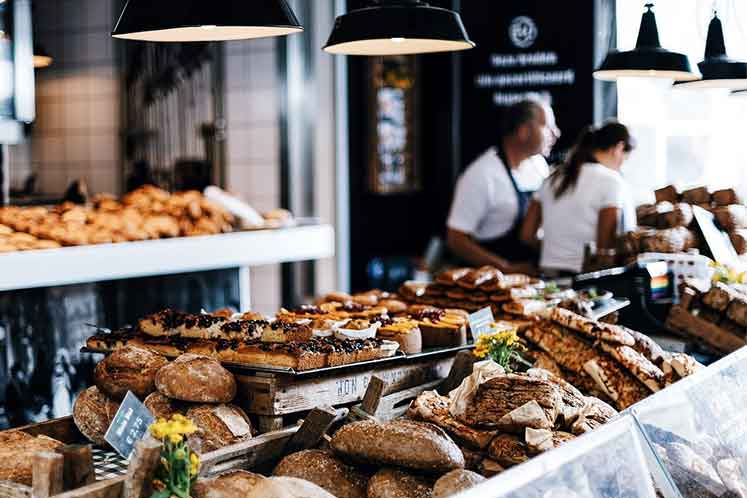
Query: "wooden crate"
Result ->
[[666, 305, 745, 354], [235, 355, 455, 431]]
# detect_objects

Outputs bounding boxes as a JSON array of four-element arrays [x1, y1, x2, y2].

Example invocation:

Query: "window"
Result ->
[[617, 0, 747, 204]]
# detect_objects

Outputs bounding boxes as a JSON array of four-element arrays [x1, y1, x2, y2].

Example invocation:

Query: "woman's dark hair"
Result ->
[[550, 121, 634, 199]]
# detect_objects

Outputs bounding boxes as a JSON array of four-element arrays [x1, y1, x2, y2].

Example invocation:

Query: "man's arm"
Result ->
[[447, 228, 521, 273]]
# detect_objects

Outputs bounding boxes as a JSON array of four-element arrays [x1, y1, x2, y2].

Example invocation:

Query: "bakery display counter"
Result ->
[[631, 346, 747, 498], [456, 415, 675, 498], [0, 223, 335, 293]]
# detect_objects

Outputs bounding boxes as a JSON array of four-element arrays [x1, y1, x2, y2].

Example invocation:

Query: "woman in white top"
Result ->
[[520, 121, 637, 274]]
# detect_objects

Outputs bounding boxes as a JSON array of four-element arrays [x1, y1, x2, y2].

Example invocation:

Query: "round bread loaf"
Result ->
[[94, 345, 168, 400], [273, 449, 369, 498], [432, 470, 486, 498], [0, 431, 63, 485], [367, 468, 433, 498], [143, 392, 188, 419], [331, 419, 464, 473], [155, 354, 236, 403], [192, 471, 335, 498], [186, 404, 253, 453], [72, 386, 120, 446]]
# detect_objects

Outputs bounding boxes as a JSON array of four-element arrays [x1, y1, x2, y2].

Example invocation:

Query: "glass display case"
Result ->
[[456, 415, 677, 498], [630, 347, 747, 498]]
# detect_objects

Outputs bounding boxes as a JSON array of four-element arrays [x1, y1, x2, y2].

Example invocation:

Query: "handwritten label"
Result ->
[[468, 307, 495, 341], [104, 392, 155, 459]]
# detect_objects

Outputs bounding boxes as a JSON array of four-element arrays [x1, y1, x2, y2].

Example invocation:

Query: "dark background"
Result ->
[[346, 0, 615, 291]]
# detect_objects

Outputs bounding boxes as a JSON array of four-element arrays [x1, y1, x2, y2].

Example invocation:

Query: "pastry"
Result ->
[[138, 309, 187, 337], [487, 434, 529, 467], [94, 345, 169, 400], [547, 308, 635, 345], [655, 185, 679, 204], [523, 324, 600, 374], [409, 307, 468, 348], [261, 321, 313, 343], [377, 318, 423, 354], [457, 266, 501, 290], [435, 268, 472, 286], [583, 357, 650, 410], [599, 343, 665, 392]]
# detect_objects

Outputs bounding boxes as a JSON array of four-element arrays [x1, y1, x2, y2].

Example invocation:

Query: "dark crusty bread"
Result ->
[[330, 419, 464, 473], [185, 404, 253, 454], [432, 470, 486, 498], [655, 185, 679, 204], [155, 354, 236, 403], [193, 471, 335, 498], [94, 345, 168, 400], [273, 449, 369, 498], [72, 386, 120, 446], [143, 392, 188, 419], [0, 431, 63, 485], [367, 468, 433, 498]]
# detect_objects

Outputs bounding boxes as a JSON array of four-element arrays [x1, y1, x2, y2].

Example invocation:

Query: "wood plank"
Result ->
[[198, 427, 298, 477], [12, 417, 83, 445], [32, 452, 64, 498], [0, 481, 31, 498], [56, 445, 95, 491], [51, 477, 125, 498], [439, 350, 476, 395], [284, 406, 337, 454], [360, 377, 386, 415], [122, 439, 162, 498], [237, 357, 454, 416], [257, 416, 285, 434], [666, 305, 745, 353]]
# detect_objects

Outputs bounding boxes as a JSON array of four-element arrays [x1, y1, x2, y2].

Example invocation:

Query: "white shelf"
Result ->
[[0, 224, 335, 292]]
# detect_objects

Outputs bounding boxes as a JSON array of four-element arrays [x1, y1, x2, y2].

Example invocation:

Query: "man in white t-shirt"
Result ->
[[446, 100, 559, 274]]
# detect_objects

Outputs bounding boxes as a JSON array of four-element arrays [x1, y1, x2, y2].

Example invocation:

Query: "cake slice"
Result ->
[[377, 318, 423, 354], [409, 307, 468, 348], [138, 309, 188, 337]]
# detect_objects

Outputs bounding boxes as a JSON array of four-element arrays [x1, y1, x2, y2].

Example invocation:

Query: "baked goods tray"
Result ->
[[80, 344, 473, 377]]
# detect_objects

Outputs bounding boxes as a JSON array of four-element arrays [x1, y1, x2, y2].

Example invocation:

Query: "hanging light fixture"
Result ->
[[594, 3, 696, 81], [323, 0, 475, 56], [112, 0, 303, 42], [674, 12, 747, 90], [33, 44, 53, 68]]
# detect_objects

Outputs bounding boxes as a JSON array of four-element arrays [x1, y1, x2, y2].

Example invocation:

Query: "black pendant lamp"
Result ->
[[323, 0, 475, 56], [33, 45, 53, 68], [674, 12, 747, 90], [112, 0, 303, 42], [594, 3, 696, 81]]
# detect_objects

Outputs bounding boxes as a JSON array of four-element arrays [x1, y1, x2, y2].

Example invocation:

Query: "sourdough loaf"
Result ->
[[94, 345, 168, 400], [0, 431, 63, 485], [192, 470, 335, 498], [330, 419, 464, 473], [432, 470, 485, 498], [186, 404, 253, 453], [73, 386, 120, 446], [273, 449, 369, 498], [155, 354, 236, 403], [367, 468, 433, 498]]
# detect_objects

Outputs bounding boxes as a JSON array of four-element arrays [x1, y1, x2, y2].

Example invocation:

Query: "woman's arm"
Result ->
[[520, 200, 542, 250], [597, 207, 621, 250]]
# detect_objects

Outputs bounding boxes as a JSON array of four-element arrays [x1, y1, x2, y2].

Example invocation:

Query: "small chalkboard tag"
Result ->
[[104, 391, 155, 460], [468, 307, 495, 341]]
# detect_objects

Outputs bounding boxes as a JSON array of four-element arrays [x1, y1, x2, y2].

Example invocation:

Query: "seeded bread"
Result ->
[[0, 431, 63, 485], [72, 386, 120, 446], [367, 468, 433, 498], [155, 354, 236, 403], [185, 404, 253, 453], [432, 470, 485, 498], [273, 449, 369, 498], [94, 345, 168, 400]]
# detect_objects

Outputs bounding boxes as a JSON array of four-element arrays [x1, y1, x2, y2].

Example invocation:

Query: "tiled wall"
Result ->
[[11, 0, 121, 195], [223, 38, 283, 315]]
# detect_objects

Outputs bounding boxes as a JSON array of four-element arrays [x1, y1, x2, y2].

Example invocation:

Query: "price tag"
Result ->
[[104, 391, 155, 460], [468, 307, 495, 341]]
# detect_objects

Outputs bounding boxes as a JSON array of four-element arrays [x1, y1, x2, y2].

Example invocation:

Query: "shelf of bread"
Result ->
[[0, 223, 334, 291]]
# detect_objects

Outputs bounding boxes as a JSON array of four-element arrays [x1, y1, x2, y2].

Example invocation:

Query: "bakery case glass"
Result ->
[[457, 415, 674, 498], [630, 346, 747, 498]]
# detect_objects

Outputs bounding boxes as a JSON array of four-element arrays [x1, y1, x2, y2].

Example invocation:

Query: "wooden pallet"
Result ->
[[235, 355, 456, 432], [666, 305, 745, 354]]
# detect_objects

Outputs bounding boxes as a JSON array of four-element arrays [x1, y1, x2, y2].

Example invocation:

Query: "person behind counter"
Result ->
[[446, 99, 560, 274], [520, 121, 637, 275]]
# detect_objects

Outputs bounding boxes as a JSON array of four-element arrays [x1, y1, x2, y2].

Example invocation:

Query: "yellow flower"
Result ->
[[169, 433, 183, 444], [189, 453, 201, 477]]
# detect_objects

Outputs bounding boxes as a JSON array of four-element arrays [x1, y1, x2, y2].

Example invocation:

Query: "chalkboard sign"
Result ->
[[459, 0, 612, 168], [105, 392, 155, 459]]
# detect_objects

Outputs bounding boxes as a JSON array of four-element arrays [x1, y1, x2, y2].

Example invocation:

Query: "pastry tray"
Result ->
[[81, 343, 474, 378]]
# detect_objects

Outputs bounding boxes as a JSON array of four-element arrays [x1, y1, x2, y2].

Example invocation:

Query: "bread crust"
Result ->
[[0, 431, 63, 485], [367, 468, 433, 498], [73, 386, 120, 446], [94, 345, 168, 400], [273, 449, 369, 498], [186, 404, 253, 454], [432, 470, 485, 498], [155, 354, 236, 403], [330, 419, 464, 473]]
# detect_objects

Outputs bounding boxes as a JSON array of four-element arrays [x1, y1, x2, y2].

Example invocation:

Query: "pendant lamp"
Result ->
[[323, 0, 475, 56], [674, 12, 747, 90], [33, 45, 53, 68], [112, 0, 303, 42], [594, 3, 696, 81]]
